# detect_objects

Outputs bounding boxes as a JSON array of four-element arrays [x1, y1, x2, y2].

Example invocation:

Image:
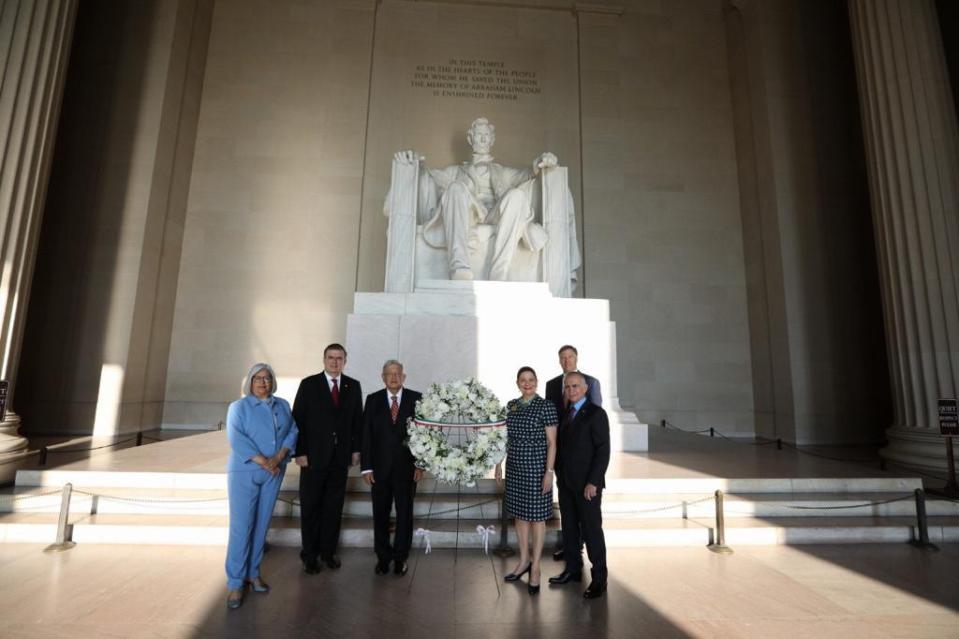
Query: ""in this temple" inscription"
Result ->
[[410, 58, 541, 101]]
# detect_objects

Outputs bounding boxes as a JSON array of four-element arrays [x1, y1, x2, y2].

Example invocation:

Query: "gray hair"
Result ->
[[382, 359, 404, 373], [564, 371, 587, 387], [467, 117, 495, 140], [242, 362, 277, 397]]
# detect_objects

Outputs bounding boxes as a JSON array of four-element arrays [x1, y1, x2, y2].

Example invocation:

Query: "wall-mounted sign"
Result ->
[[940, 398, 958, 436]]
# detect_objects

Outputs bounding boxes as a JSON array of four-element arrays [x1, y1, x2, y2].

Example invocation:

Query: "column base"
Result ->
[[0, 412, 30, 485], [881, 426, 958, 476]]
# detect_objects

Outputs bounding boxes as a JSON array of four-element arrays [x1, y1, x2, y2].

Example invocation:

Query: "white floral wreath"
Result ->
[[406, 378, 508, 487]]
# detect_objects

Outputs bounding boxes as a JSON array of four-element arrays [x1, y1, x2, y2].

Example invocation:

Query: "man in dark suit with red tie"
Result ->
[[293, 343, 363, 573], [361, 359, 423, 577], [549, 371, 610, 599]]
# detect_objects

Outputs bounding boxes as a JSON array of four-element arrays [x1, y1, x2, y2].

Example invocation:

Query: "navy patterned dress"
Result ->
[[504, 395, 558, 522]]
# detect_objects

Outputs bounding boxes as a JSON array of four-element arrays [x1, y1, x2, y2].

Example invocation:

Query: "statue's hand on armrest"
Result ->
[[533, 152, 558, 174], [394, 149, 423, 165]]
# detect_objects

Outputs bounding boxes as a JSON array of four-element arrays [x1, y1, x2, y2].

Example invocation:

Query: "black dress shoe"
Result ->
[[552, 549, 564, 561], [394, 560, 408, 576], [583, 582, 607, 599], [323, 555, 341, 570], [503, 562, 531, 582], [303, 560, 321, 575], [374, 560, 390, 575], [548, 569, 582, 585]]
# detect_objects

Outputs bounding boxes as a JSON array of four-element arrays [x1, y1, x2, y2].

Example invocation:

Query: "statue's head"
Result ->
[[467, 117, 495, 155]]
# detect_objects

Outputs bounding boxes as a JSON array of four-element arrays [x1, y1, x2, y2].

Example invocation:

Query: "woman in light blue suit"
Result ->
[[225, 363, 298, 609]]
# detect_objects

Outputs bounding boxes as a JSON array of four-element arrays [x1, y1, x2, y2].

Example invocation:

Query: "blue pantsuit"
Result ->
[[225, 394, 297, 590]]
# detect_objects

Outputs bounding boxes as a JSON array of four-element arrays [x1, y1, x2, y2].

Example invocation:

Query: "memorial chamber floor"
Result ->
[[2, 428, 959, 637], [1, 543, 958, 638]]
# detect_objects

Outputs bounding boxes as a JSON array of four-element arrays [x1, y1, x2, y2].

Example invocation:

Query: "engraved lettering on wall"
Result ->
[[410, 59, 541, 101]]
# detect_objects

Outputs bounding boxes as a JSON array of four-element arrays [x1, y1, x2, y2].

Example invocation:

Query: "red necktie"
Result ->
[[331, 378, 340, 407], [390, 395, 399, 423]]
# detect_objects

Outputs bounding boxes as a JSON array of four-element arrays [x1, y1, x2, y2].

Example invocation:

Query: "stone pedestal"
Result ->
[[346, 281, 648, 451], [849, 0, 959, 472], [0, 0, 77, 481]]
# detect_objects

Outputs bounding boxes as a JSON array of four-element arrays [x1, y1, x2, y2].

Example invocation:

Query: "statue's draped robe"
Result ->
[[391, 159, 581, 286]]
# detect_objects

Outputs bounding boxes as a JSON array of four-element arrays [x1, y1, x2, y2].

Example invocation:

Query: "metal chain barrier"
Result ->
[[662, 419, 881, 460], [44, 437, 139, 454], [776, 494, 915, 511], [71, 490, 229, 507], [0, 488, 67, 511]]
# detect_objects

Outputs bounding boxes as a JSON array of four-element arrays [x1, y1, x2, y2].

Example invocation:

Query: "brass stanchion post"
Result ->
[[44, 483, 76, 553], [909, 488, 939, 552], [707, 489, 733, 554]]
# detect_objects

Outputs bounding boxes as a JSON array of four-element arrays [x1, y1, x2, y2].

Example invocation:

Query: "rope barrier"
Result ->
[[0, 452, 37, 466], [1, 487, 937, 515], [763, 493, 915, 511], [43, 437, 138, 454], [662, 419, 887, 462], [72, 490, 229, 505], [594, 494, 715, 516], [0, 489, 63, 502]]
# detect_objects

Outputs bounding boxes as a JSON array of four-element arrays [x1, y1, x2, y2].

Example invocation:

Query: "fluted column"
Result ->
[[849, 0, 959, 472], [0, 0, 76, 478]]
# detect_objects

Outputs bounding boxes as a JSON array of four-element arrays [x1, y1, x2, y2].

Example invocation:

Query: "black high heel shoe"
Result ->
[[528, 568, 541, 595], [504, 562, 531, 582]]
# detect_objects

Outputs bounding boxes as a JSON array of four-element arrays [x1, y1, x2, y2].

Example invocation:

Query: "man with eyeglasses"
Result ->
[[293, 343, 363, 574], [549, 371, 610, 599], [360, 360, 423, 577], [544, 344, 602, 561]]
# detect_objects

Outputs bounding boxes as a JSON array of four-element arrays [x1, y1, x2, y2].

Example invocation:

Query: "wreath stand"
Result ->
[[409, 419, 507, 562]]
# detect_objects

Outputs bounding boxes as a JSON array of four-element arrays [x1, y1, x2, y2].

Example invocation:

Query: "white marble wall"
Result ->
[[163, 0, 378, 426], [578, 3, 756, 435]]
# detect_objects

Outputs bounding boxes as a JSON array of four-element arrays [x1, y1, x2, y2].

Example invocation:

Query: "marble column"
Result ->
[[848, 0, 959, 472], [0, 0, 76, 479]]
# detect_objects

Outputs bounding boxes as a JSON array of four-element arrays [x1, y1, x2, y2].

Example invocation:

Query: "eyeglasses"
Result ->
[[252, 375, 273, 383]]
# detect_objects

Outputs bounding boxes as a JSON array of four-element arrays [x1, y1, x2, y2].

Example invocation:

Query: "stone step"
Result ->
[[3, 512, 958, 547]]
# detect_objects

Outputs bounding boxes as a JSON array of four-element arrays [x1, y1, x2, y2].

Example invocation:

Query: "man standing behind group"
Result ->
[[545, 344, 602, 561], [294, 344, 363, 574], [549, 371, 610, 599], [545, 345, 602, 416], [361, 360, 423, 577]]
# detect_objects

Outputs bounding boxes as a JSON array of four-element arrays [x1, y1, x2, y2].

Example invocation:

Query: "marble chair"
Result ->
[[383, 158, 575, 297]]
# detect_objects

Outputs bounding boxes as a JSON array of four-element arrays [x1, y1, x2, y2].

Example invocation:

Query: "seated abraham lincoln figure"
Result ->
[[385, 118, 580, 296]]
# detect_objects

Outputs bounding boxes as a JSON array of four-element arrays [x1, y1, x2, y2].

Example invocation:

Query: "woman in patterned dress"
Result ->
[[495, 366, 558, 594]]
